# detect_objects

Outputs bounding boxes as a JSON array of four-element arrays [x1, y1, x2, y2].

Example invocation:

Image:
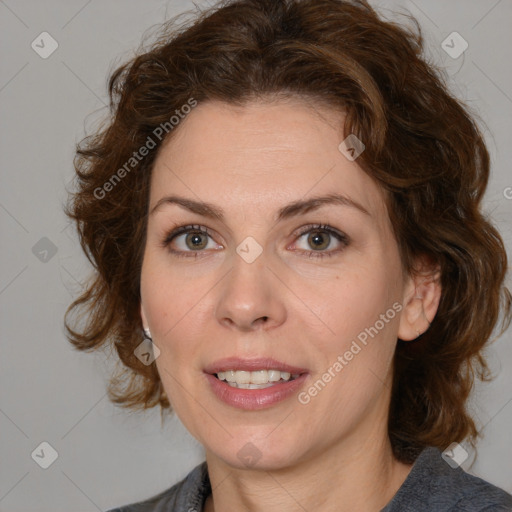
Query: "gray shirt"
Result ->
[[107, 447, 512, 511]]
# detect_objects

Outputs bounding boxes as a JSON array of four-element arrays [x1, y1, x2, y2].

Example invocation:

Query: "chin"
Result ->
[[206, 432, 309, 472]]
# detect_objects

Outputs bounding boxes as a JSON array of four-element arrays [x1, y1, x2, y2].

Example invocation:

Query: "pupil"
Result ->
[[308, 231, 329, 250]]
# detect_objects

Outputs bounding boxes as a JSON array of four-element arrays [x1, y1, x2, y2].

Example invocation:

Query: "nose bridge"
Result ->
[[214, 244, 286, 330]]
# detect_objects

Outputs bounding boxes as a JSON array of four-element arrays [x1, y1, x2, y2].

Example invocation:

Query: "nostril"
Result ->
[[252, 316, 269, 326]]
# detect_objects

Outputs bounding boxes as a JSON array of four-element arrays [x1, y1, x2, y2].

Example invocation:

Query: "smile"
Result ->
[[204, 358, 309, 410], [215, 370, 301, 389]]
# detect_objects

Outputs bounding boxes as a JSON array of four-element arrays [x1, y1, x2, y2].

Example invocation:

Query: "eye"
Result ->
[[162, 224, 223, 257], [161, 223, 349, 259], [291, 224, 349, 258]]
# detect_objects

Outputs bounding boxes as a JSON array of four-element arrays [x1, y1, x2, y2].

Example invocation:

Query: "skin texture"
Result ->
[[140, 97, 441, 512]]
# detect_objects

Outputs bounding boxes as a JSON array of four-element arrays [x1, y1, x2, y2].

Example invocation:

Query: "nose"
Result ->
[[214, 255, 287, 332]]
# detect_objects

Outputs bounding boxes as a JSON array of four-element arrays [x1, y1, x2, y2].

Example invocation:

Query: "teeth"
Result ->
[[216, 369, 299, 388], [268, 369, 282, 382], [250, 370, 268, 384]]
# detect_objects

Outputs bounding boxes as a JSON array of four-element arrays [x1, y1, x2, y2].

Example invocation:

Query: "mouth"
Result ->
[[203, 357, 309, 409], [214, 369, 302, 389]]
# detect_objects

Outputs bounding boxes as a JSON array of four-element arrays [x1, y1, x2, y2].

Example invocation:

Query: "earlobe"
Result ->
[[140, 304, 152, 339], [140, 303, 148, 329], [398, 263, 442, 341]]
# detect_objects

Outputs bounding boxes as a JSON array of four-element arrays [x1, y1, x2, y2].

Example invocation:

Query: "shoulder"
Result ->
[[382, 447, 512, 512], [105, 461, 210, 512]]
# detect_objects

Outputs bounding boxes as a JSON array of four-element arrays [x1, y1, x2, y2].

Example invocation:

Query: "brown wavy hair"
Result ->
[[65, 0, 511, 463]]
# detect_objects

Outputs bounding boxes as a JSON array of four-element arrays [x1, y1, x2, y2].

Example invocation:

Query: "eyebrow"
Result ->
[[149, 193, 370, 220]]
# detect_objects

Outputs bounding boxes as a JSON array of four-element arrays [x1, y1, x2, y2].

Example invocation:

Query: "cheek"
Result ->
[[301, 263, 402, 415], [141, 264, 206, 418], [316, 261, 402, 392], [140, 255, 218, 409], [313, 261, 401, 348], [141, 250, 208, 337]]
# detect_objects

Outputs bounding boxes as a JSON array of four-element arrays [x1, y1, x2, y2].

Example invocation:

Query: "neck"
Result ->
[[203, 425, 412, 512]]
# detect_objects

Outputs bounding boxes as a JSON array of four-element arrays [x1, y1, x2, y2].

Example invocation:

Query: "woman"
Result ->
[[65, 0, 512, 510]]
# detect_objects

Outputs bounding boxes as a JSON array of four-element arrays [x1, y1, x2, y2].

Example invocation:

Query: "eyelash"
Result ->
[[161, 223, 350, 259], [161, 224, 216, 259], [294, 224, 350, 258]]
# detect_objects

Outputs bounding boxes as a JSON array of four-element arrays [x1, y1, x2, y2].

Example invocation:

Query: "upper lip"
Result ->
[[204, 357, 309, 375]]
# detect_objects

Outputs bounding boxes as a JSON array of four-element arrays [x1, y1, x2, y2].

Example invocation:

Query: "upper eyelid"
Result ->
[[163, 225, 219, 245], [295, 224, 348, 239]]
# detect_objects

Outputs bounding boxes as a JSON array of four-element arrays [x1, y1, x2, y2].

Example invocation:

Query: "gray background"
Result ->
[[0, 1, 511, 510]]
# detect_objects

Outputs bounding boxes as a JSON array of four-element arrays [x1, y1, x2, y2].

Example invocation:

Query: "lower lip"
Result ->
[[205, 373, 308, 410]]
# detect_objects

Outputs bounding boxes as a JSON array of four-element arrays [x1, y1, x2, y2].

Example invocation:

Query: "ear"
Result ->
[[398, 257, 442, 341]]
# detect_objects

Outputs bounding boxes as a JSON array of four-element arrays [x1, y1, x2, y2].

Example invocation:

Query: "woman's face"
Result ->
[[140, 97, 417, 470]]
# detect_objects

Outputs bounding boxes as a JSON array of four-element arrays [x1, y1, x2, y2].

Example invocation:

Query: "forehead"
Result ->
[[150, 98, 388, 223]]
